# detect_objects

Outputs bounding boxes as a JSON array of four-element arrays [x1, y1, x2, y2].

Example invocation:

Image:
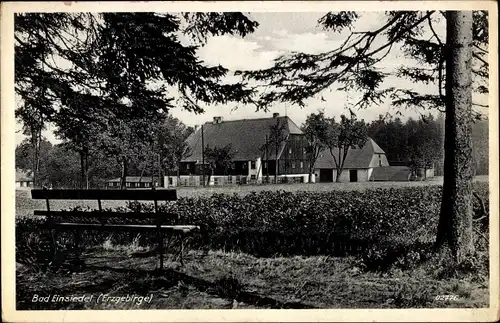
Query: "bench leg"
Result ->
[[73, 232, 81, 256], [180, 234, 185, 267], [51, 229, 58, 267], [157, 231, 164, 271]]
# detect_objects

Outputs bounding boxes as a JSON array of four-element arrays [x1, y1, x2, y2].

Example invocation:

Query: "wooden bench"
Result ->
[[31, 188, 200, 270]]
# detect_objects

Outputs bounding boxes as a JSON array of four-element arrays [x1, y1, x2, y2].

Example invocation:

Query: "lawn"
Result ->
[[16, 249, 488, 310]]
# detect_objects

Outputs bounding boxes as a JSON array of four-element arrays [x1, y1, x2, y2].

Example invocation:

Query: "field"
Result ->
[[15, 176, 490, 309]]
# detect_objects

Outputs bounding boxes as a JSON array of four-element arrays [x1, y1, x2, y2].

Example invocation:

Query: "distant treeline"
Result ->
[[15, 115, 193, 189], [367, 113, 488, 176], [15, 114, 488, 188]]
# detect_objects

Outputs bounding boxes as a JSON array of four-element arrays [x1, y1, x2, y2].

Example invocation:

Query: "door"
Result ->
[[319, 169, 334, 182], [349, 170, 358, 182]]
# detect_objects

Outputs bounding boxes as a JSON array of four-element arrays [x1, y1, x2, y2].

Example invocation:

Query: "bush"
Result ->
[[16, 183, 489, 271]]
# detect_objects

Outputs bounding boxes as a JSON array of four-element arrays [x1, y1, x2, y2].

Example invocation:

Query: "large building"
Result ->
[[179, 114, 311, 185], [178, 114, 401, 186]]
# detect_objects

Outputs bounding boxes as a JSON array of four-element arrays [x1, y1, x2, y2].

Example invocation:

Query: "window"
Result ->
[[300, 161, 304, 168], [145, 182, 151, 187], [186, 164, 190, 170], [263, 162, 267, 169], [251, 174, 256, 180], [289, 148, 292, 154], [126, 182, 131, 187], [251, 161, 256, 169], [168, 178, 173, 185], [292, 161, 296, 169]]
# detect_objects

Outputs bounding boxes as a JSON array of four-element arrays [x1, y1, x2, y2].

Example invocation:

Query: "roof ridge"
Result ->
[[203, 115, 290, 124]]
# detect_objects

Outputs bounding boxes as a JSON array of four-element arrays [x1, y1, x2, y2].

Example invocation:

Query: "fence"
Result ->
[[177, 175, 307, 187]]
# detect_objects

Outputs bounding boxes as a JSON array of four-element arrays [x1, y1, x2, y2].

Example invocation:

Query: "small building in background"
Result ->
[[16, 169, 33, 189], [106, 176, 160, 189], [314, 138, 390, 183]]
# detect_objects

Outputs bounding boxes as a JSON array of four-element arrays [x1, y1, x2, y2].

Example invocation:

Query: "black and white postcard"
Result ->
[[1, 1, 498, 322]]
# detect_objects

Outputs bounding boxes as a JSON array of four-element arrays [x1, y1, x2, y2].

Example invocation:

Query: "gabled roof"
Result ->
[[315, 137, 387, 169], [16, 169, 32, 182], [183, 116, 303, 162]]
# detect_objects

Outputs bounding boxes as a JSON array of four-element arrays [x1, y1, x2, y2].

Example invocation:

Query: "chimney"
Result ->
[[213, 116, 223, 124], [194, 125, 199, 132], [273, 113, 279, 118]]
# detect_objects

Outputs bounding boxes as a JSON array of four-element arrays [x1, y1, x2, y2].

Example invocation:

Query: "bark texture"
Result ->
[[435, 11, 475, 262]]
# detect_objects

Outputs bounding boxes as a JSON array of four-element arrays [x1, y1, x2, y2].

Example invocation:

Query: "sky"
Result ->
[[15, 12, 488, 145]]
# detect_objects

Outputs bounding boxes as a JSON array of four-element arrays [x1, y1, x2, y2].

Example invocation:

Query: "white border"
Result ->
[[1, 1, 498, 322]]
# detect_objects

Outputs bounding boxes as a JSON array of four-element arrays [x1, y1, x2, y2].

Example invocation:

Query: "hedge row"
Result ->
[[16, 183, 489, 268]]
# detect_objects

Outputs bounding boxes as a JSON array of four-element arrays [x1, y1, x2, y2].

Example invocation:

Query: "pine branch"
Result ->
[[473, 52, 488, 66], [427, 13, 443, 46]]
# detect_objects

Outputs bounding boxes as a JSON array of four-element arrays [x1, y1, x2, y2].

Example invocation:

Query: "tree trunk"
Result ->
[[79, 151, 85, 189], [434, 11, 475, 263], [31, 136, 38, 188], [120, 158, 128, 189], [308, 162, 315, 183], [139, 163, 146, 183], [336, 147, 349, 182], [30, 127, 41, 188], [206, 168, 213, 186], [336, 167, 342, 182], [275, 144, 279, 183], [85, 151, 89, 189]]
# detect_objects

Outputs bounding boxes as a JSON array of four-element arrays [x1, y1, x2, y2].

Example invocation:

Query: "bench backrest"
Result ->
[[31, 189, 177, 201]]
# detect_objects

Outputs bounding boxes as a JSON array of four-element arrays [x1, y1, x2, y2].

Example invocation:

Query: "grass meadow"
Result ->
[[15, 175, 490, 309]]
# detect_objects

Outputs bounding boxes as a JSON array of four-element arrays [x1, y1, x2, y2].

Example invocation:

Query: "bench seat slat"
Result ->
[[54, 223, 200, 233], [34, 210, 178, 219], [31, 189, 177, 201]]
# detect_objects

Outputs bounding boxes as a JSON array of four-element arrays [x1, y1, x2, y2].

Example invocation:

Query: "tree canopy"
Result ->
[[238, 11, 488, 117], [15, 12, 259, 187]]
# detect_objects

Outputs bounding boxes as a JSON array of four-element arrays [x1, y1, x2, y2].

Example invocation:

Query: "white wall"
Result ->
[[329, 168, 372, 182], [163, 176, 178, 187], [357, 169, 371, 182], [248, 157, 263, 180]]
